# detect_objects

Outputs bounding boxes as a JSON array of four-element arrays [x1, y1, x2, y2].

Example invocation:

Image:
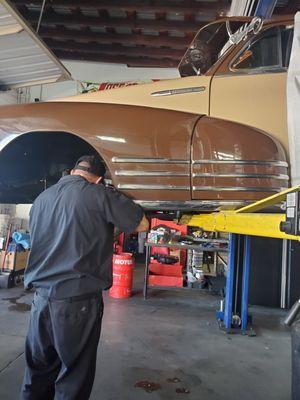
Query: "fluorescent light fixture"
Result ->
[[0, 23, 22, 36], [0, 0, 71, 89]]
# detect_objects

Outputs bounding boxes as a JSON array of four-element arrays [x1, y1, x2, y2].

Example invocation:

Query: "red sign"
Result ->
[[82, 80, 160, 93]]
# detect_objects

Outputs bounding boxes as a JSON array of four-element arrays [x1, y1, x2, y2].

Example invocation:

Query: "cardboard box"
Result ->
[[0, 250, 29, 271]]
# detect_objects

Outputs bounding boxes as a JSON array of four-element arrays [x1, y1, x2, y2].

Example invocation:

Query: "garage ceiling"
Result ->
[[9, 0, 300, 68]]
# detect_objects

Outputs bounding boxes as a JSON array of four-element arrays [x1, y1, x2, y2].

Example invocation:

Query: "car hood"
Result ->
[[54, 75, 212, 116]]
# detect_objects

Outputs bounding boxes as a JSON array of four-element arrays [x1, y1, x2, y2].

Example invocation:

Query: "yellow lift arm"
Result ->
[[185, 186, 300, 241]]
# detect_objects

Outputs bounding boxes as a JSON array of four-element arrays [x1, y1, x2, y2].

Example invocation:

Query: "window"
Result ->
[[281, 26, 294, 68], [231, 25, 294, 72], [178, 20, 246, 77]]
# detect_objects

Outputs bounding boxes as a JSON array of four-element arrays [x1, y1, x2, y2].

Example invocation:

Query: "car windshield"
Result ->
[[178, 20, 248, 77]]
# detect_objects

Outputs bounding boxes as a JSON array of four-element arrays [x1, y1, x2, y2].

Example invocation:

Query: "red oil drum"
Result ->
[[109, 253, 135, 299]]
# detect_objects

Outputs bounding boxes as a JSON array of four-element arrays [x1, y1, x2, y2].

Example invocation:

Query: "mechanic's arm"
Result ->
[[102, 187, 149, 233]]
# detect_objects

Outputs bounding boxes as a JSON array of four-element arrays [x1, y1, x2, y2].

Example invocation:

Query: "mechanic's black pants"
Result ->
[[20, 292, 103, 400]]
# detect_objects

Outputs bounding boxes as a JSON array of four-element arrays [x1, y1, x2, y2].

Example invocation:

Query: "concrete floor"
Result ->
[[0, 268, 291, 400]]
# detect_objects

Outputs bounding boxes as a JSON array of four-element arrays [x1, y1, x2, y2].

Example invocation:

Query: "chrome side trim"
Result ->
[[115, 170, 189, 177], [151, 86, 205, 97], [112, 157, 189, 164], [193, 159, 288, 167], [117, 184, 189, 190], [193, 172, 289, 180], [193, 186, 284, 192]]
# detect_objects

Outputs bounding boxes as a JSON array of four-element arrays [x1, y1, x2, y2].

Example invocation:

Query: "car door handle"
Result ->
[[151, 86, 206, 97]]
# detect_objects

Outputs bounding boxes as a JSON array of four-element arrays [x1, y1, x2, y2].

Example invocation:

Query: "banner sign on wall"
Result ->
[[81, 80, 160, 93]]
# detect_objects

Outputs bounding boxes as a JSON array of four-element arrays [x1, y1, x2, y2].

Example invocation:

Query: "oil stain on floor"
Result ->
[[2, 294, 31, 313]]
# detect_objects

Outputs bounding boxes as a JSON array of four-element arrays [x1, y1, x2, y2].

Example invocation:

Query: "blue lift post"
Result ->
[[223, 233, 236, 330], [219, 0, 277, 332], [217, 234, 253, 334], [241, 236, 251, 331]]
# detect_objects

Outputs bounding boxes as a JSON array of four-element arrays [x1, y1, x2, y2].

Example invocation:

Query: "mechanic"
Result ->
[[20, 155, 149, 400]]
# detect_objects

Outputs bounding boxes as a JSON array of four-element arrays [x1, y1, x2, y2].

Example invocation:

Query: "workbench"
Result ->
[[143, 240, 228, 299]]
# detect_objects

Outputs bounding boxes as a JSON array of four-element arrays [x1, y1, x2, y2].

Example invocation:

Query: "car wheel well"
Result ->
[[0, 130, 109, 203]]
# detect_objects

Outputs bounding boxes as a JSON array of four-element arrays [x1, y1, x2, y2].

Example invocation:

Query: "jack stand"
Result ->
[[216, 234, 255, 335]]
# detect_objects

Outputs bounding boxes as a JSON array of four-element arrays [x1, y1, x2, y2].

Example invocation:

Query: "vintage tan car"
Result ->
[[0, 15, 293, 210]]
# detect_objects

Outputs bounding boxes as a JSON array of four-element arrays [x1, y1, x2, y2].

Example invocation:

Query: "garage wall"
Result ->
[[64, 59, 179, 81], [29, 60, 179, 102], [15, 205, 32, 220], [0, 90, 18, 104], [0, 204, 16, 215], [15, 205, 32, 231], [0, 205, 25, 238]]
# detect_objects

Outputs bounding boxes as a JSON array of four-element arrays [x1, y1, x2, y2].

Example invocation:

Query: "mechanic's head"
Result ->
[[71, 155, 106, 184]]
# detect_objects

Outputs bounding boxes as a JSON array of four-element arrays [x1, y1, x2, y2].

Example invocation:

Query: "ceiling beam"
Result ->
[[39, 28, 190, 49], [45, 39, 184, 59], [21, 10, 207, 32], [12, 0, 229, 15], [53, 49, 178, 68]]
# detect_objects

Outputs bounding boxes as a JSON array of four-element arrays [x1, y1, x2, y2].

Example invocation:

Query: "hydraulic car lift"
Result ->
[[183, 186, 300, 334]]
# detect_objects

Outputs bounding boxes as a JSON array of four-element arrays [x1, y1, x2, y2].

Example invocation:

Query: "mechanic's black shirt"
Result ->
[[24, 175, 143, 299]]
